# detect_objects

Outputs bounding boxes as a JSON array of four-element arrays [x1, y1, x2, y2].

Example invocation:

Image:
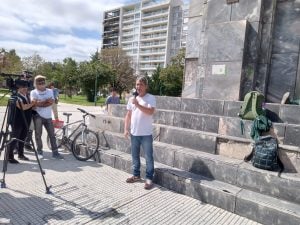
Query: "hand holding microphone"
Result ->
[[132, 89, 139, 105]]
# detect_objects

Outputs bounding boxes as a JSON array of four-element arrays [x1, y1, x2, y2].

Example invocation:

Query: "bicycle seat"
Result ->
[[63, 113, 72, 117]]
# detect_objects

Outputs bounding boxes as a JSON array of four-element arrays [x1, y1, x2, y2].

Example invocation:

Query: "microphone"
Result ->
[[133, 90, 138, 98]]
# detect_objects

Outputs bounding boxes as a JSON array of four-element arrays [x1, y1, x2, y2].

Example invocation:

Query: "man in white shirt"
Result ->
[[124, 76, 156, 190], [30, 75, 63, 159]]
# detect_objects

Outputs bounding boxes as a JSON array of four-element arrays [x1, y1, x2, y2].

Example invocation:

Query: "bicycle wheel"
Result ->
[[47, 128, 64, 150], [72, 129, 99, 161]]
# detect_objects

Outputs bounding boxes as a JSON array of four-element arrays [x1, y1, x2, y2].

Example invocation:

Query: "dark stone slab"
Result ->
[[203, 61, 244, 100], [240, 63, 256, 98], [267, 53, 299, 103], [223, 101, 243, 117], [181, 98, 224, 115], [153, 110, 174, 126], [272, 1, 300, 54], [255, 64, 268, 94], [237, 163, 300, 204], [244, 22, 260, 64], [155, 96, 181, 111], [173, 112, 219, 132], [174, 150, 239, 185], [261, 0, 276, 24], [206, 0, 231, 24], [259, 23, 272, 64], [284, 124, 300, 147], [265, 103, 282, 122], [236, 189, 300, 225], [231, 0, 262, 22], [207, 21, 247, 62], [159, 127, 217, 154], [279, 104, 300, 124]]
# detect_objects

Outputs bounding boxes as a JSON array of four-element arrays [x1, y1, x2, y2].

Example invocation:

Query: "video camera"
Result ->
[[0, 71, 33, 92]]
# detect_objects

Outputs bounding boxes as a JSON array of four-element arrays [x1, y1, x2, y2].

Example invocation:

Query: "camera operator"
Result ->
[[7, 81, 36, 163]]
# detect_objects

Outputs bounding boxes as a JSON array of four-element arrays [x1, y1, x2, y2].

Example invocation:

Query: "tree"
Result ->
[[78, 61, 112, 102], [100, 48, 136, 98], [61, 58, 78, 98], [22, 52, 45, 75], [147, 65, 163, 95], [0, 48, 23, 74], [160, 48, 185, 96]]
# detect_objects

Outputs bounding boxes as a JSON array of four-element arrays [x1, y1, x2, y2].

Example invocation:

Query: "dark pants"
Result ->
[[8, 125, 28, 159], [33, 114, 58, 154]]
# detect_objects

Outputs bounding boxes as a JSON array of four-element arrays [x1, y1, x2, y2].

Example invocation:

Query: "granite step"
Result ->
[[110, 104, 300, 147], [95, 129, 300, 206], [95, 148, 300, 225], [92, 114, 300, 172]]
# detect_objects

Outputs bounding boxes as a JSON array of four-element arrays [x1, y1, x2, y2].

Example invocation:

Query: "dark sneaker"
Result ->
[[52, 153, 64, 160], [24, 144, 34, 152], [18, 155, 29, 161], [144, 179, 153, 190], [9, 158, 19, 164]]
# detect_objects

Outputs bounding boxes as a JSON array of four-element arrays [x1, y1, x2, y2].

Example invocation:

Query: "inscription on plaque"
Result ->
[[212, 65, 226, 75]]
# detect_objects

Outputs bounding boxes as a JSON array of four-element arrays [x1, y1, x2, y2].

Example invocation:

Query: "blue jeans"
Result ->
[[130, 135, 154, 180]]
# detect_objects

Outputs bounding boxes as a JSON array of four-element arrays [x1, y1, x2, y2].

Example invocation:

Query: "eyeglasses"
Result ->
[[36, 81, 45, 85]]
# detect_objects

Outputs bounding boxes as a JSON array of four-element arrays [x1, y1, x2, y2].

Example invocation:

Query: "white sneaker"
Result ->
[[38, 154, 44, 160]]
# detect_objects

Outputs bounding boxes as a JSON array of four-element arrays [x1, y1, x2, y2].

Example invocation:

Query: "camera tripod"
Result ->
[[0, 91, 51, 194]]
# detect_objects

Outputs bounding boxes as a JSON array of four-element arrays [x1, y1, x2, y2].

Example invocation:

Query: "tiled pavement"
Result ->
[[0, 104, 261, 225]]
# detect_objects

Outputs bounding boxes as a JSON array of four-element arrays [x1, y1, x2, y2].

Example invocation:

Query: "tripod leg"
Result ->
[[0, 145, 9, 188]]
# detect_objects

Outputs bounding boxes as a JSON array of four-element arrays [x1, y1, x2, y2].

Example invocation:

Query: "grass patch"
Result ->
[[59, 94, 107, 106]]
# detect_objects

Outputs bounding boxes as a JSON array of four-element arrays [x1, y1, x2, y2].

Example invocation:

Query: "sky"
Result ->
[[0, 0, 189, 63]]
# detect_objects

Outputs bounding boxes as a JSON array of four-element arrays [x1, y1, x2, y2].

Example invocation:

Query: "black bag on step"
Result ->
[[244, 135, 284, 172]]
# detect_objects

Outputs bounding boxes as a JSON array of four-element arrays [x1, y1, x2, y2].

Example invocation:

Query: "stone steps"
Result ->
[[98, 130, 300, 205], [93, 113, 300, 172], [90, 95, 300, 224], [94, 147, 300, 225]]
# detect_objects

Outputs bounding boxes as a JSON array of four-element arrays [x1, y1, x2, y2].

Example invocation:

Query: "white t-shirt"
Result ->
[[30, 88, 54, 119], [127, 93, 156, 136]]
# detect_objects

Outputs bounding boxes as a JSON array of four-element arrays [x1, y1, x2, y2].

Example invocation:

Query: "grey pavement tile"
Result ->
[[0, 104, 261, 225]]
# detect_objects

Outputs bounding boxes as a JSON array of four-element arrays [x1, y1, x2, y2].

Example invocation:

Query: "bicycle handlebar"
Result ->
[[77, 108, 96, 118]]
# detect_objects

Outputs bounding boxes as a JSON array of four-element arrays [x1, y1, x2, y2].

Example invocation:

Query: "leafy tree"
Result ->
[[61, 58, 78, 98], [100, 48, 136, 98], [0, 48, 23, 74], [22, 52, 44, 75], [160, 48, 185, 96], [78, 61, 112, 102], [147, 65, 163, 95], [78, 51, 112, 102]]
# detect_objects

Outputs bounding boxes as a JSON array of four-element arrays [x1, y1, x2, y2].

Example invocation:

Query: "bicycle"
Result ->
[[47, 108, 109, 161]]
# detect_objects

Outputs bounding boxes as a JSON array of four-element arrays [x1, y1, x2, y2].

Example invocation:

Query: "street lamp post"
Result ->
[[94, 74, 98, 106]]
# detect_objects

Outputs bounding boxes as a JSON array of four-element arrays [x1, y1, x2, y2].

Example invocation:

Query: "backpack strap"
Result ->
[[252, 92, 259, 118]]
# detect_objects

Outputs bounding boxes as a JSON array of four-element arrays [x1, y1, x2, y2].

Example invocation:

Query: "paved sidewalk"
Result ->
[[0, 104, 261, 225]]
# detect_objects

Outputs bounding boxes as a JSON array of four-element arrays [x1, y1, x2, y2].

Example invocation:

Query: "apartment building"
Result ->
[[102, 0, 184, 75]]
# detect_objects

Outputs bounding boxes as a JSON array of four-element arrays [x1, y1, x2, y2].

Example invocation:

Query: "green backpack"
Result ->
[[238, 91, 266, 120]]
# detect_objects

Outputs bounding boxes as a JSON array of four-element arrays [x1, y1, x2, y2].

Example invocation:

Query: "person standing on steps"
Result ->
[[124, 76, 156, 190]]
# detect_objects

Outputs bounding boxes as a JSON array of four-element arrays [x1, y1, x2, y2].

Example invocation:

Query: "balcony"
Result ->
[[142, 9, 168, 18], [141, 25, 167, 33], [142, 0, 170, 9], [142, 17, 168, 26]]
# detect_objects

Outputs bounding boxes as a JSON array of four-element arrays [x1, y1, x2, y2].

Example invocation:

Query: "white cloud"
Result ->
[[0, 0, 128, 62]]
